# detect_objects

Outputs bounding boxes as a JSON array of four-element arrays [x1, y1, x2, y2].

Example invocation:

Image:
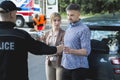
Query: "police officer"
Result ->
[[0, 1, 63, 80]]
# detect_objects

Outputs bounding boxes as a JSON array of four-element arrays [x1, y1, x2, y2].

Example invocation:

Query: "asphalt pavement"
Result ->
[[28, 53, 46, 80]]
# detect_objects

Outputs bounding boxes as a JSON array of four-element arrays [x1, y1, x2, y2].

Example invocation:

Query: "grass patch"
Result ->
[[60, 12, 93, 19]]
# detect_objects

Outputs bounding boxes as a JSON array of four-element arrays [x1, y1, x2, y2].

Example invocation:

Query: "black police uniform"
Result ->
[[0, 22, 57, 80]]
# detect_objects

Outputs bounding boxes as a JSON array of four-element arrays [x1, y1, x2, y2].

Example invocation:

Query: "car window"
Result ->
[[91, 30, 120, 54]]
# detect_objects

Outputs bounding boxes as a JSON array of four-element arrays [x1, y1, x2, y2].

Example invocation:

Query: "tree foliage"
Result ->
[[59, 0, 120, 14]]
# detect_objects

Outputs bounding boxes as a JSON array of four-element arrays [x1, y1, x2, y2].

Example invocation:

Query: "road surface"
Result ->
[[28, 53, 46, 80]]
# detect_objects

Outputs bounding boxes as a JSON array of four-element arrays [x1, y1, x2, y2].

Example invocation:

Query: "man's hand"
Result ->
[[63, 47, 71, 54]]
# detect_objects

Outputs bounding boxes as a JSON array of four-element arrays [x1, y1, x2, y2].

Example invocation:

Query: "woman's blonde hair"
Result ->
[[50, 12, 61, 24]]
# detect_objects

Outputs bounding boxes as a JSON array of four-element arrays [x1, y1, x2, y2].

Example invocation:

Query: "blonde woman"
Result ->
[[41, 12, 65, 80]]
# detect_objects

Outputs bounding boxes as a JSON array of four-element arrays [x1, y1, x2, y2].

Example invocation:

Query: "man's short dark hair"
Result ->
[[66, 3, 80, 12]]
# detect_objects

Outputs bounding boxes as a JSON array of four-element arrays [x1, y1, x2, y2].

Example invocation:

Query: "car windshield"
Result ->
[[81, 13, 120, 26]]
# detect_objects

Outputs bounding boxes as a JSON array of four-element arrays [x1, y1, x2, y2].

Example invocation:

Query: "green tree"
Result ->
[[59, 0, 120, 15]]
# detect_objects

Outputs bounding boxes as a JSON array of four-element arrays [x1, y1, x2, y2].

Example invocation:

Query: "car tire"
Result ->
[[16, 16, 25, 27]]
